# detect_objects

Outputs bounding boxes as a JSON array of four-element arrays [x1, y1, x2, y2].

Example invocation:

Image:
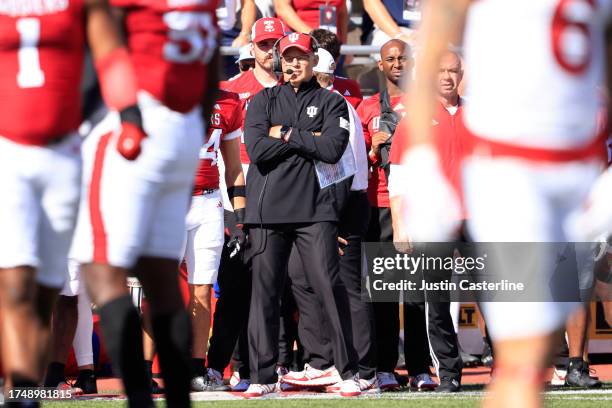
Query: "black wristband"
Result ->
[[234, 207, 245, 226], [227, 185, 246, 201], [119, 105, 143, 129]]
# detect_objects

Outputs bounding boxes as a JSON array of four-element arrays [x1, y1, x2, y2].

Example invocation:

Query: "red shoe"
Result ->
[[57, 381, 83, 396]]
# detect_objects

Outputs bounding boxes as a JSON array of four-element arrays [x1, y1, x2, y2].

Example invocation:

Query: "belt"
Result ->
[[192, 188, 217, 196]]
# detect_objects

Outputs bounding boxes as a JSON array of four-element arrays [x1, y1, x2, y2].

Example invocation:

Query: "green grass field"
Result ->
[[40, 387, 612, 408], [41, 397, 612, 408]]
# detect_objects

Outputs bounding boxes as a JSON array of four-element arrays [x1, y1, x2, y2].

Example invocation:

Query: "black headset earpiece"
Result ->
[[272, 35, 285, 74], [310, 36, 320, 53]]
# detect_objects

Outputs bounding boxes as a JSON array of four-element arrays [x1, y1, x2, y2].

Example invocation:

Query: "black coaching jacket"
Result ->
[[243, 77, 350, 225]]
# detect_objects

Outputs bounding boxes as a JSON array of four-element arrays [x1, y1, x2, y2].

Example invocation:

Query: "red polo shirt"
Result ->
[[390, 98, 468, 217]]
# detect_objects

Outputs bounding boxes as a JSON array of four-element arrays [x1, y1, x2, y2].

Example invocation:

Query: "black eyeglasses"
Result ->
[[281, 54, 310, 63]]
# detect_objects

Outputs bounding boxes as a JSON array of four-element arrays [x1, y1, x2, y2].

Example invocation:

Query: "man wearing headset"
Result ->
[[243, 32, 360, 398]]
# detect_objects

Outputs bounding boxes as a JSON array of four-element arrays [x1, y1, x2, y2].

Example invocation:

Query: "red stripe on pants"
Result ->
[[89, 132, 112, 263]]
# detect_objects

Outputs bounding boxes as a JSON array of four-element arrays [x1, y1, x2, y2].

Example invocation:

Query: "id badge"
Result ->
[[319, 5, 337, 34], [403, 0, 422, 22]]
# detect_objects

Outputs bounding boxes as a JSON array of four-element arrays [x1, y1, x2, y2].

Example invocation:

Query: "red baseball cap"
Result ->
[[279, 33, 315, 55], [251, 17, 285, 43]]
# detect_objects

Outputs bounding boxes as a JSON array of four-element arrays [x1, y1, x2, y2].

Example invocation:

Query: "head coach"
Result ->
[[242, 32, 360, 397]]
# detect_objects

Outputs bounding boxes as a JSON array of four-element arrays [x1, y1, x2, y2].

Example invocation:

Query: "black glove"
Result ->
[[227, 208, 247, 258]]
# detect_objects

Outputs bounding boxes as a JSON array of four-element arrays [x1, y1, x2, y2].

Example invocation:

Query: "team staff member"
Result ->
[[280, 49, 377, 393], [220, 17, 284, 170], [389, 51, 467, 393], [185, 89, 245, 391], [310, 29, 363, 109], [356, 39, 425, 391], [243, 32, 359, 398], [209, 17, 285, 389]]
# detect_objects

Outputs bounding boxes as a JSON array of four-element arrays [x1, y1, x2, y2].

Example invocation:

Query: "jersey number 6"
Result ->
[[551, 0, 596, 75]]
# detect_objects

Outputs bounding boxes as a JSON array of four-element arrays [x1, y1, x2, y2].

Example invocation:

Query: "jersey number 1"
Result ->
[[16, 18, 45, 88]]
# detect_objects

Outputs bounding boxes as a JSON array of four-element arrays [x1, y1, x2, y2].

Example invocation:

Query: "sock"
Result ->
[[11, 373, 39, 388], [78, 368, 95, 377], [152, 309, 192, 408], [43, 362, 66, 387], [98, 295, 153, 408], [145, 360, 154, 380], [191, 358, 206, 377], [7, 374, 40, 407]]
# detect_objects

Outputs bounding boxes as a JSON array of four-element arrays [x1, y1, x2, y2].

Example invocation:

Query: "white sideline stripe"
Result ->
[[64, 388, 612, 403]]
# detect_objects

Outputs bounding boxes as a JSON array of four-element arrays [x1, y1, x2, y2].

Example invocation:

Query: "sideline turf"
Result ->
[[42, 393, 612, 408]]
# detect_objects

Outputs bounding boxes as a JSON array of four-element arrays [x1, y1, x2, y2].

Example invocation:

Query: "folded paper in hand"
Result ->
[[314, 143, 356, 188]]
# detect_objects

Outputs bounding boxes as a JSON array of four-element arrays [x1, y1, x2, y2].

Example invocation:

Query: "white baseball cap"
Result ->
[[313, 48, 335, 74], [235, 44, 255, 64]]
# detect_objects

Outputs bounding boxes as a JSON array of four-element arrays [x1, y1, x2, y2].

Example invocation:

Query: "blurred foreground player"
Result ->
[[0, 0, 144, 404], [397, 1, 612, 407], [186, 89, 246, 391], [70, 1, 219, 406]]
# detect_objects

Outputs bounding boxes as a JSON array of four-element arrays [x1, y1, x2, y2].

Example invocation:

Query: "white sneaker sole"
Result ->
[[282, 376, 341, 387]]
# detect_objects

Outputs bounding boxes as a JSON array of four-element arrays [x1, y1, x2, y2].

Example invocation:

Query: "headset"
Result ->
[[272, 33, 321, 74]]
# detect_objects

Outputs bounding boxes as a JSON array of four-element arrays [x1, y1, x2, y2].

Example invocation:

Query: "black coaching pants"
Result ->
[[247, 221, 359, 384], [288, 191, 377, 379], [206, 210, 251, 377]]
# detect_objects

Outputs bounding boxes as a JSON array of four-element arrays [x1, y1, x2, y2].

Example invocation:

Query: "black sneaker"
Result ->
[[461, 351, 480, 367], [435, 377, 461, 393], [481, 340, 493, 368], [74, 370, 98, 394], [151, 378, 165, 394], [565, 360, 602, 388], [4, 400, 40, 407]]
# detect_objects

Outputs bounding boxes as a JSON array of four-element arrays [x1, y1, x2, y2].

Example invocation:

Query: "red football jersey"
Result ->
[[333, 76, 362, 109], [357, 93, 406, 208], [112, 0, 217, 113], [220, 69, 279, 164], [0, 0, 85, 145], [193, 90, 242, 191]]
